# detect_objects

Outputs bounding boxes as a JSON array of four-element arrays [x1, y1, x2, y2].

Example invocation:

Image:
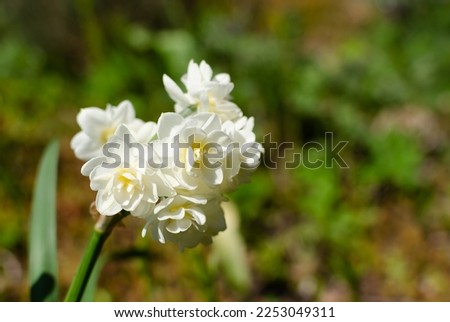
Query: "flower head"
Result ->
[[221, 116, 263, 189], [72, 60, 262, 250], [156, 112, 235, 190], [71, 100, 156, 161], [163, 60, 243, 122], [81, 125, 174, 218], [143, 195, 226, 250]]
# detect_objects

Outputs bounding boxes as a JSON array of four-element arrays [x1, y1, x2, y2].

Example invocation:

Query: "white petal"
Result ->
[[157, 112, 184, 139], [123, 190, 144, 211], [215, 101, 243, 120], [190, 112, 221, 133], [214, 73, 230, 83], [154, 197, 173, 213], [141, 215, 157, 237], [132, 121, 157, 143], [225, 149, 241, 180], [203, 166, 223, 185], [157, 224, 167, 243], [174, 103, 187, 114], [77, 107, 107, 139], [90, 171, 113, 192], [112, 124, 133, 141], [185, 60, 201, 89], [132, 201, 154, 219], [209, 84, 230, 100], [114, 100, 136, 124], [163, 74, 191, 108], [176, 168, 199, 190], [179, 195, 208, 205], [199, 60, 213, 81], [141, 221, 151, 237], [96, 190, 122, 216], [71, 132, 102, 161], [70, 131, 88, 151], [186, 207, 206, 225], [166, 218, 192, 233], [180, 124, 206, 142], [112, 177, 134, 205], [144, 170, 176, 198], [81, 156, 107, 176], [234, 116, 246, 130], [158, 207, 185, 221], [208, 130, 231, 147]]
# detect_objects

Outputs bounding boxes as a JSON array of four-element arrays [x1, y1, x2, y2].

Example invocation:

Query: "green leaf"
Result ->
[[29, 140, 59, 301]]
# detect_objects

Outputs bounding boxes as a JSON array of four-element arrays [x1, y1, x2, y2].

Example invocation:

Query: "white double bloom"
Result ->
[[222, 116, 263, 189], [71, 100, 156, 161], [142, 195, 226, 250], [163, 60, 243, 122], [156, 112, 237, 190], [71, 60, 262, 250], [80, 125, 174, 219]]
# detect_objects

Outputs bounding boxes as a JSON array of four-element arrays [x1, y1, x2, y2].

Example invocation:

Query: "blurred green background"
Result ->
[[1, 0, 450, 301]]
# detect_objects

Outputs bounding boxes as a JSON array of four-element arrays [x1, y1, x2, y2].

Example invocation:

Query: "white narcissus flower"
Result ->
[[221, 116, 263, 189], [71, 100, 157, 161], [156, 112, 234, 190], [81, 125, 175, 218], [72, 60, 262, 250], [142, 195, 226, 250], [163, 60, 243, 122]]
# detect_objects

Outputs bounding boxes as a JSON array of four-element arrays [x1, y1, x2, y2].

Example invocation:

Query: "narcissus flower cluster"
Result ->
[[71, 60, 262, 249]]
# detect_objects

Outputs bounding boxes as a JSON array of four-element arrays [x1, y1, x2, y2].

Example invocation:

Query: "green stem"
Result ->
[[64, 211, 128, 301]]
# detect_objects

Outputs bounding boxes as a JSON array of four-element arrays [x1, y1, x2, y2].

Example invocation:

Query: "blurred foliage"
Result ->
[[0, 0, 450, 301]]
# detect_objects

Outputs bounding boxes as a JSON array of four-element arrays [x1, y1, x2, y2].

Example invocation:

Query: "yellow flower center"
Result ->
[[182, 141, 204, 168], [100, 127, 116, 143], [116, 168, 138, 191], [192, 145, 202, 163], [208, 95, 217, 112]]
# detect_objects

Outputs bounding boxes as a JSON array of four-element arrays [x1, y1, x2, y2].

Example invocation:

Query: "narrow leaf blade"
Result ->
[[29, 140, 59, 301]]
